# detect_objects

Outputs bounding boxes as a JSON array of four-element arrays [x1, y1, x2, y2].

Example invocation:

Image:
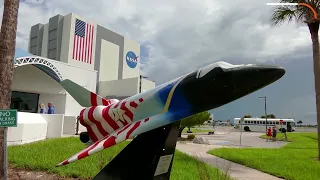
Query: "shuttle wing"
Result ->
[[56, 116, 153, 167]]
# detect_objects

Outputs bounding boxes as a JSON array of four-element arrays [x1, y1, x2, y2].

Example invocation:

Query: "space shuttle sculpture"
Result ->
[[56, 61, 285, 167]]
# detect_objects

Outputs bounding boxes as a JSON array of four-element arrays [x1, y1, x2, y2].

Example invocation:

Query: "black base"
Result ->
[[93, 121, 181, 180]]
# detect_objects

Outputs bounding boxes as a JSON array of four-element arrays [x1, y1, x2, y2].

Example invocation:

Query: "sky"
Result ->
[[1, 0, 318, 124]]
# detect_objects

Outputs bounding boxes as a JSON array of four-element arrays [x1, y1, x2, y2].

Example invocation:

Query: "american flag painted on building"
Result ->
[[72, 18, 94, 64]]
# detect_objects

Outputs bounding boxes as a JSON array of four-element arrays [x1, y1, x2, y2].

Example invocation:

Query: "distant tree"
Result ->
[[178, 111, 211, 137], [269, 114, 276, 118], [261, 114, 276, 119], [297, 120, 303, 125], [243, 115, 252, 118]]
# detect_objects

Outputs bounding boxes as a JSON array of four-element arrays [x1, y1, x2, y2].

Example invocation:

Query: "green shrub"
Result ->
[[187, 134, 196, 139]]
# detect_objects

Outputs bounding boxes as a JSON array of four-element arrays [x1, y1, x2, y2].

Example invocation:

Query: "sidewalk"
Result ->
[[176, 142, 283, 180]]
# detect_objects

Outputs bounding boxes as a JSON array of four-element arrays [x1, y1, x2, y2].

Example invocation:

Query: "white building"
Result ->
[[12, 13, 155, 116], [9, 13, 155, 144]]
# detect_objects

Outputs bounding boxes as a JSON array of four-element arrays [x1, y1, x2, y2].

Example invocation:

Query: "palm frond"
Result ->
[[296, 5, 313, 22], [270, 0, 320, 25], [270, 6, 297, 26]]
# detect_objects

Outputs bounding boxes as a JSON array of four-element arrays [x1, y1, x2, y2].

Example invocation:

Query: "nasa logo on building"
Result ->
[[126, 51, 139, 69]]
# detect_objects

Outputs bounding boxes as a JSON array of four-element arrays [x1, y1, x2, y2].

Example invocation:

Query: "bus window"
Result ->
[[245, 121, 247, 123], [262, 121, 265, 124], [276, 122, 279, 125], [283, 122, 286, 125], [254, 121, 256, 124]]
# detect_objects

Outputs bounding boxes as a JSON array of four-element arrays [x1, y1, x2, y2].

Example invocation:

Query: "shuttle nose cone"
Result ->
[[228, 65, 285, 91], [179, 63, 286, 114]]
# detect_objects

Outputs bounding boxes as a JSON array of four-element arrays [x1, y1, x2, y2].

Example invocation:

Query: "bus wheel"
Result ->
[[244, 126, 250, 131]]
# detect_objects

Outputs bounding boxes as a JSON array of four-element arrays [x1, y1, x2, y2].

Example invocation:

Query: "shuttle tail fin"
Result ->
[[60, 79, 119, 107]]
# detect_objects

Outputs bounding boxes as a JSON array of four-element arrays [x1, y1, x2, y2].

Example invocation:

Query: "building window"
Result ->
[[10, 91, 39, 113]]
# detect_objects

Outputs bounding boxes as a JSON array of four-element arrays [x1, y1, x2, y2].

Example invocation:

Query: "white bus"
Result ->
[[234, 118, 296, 132]]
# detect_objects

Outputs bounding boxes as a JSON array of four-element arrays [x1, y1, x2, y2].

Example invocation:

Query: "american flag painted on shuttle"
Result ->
[[89, 92, 119, 107], [57, 115, 151, 167], [72, 18, 94, 64], [78, 98, 144, 142]]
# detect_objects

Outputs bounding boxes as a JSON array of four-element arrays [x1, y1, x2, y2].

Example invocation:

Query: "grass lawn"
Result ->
[[183, 128, 211, 133], [208, 133, 320, 180], [8, 137, 230, 180]]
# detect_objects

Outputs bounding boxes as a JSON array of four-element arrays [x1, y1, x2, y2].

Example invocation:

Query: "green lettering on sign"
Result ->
[[0, 110, 17, 127]]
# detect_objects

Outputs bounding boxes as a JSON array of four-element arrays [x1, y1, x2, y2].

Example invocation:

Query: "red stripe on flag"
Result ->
[[77, 36, 80, 60], [144, 118, 150, 122], [130, 101, 138, 108], [120, 101, 134, 121], [77, 141, 100, 160], [75, 36, 78, 60], [117, 124, 130, 135], [102, 98, 110, 106], [103, 136, 116, 148], [81, 37, 84, 62], [88, 25, 91, 64], [102, 106, 120, 130], [79, 37, 82, 61], [84, 23, 88, 63], [79, 109, 98, 142], [88, 128, 98, 142], [90, 92, 98, 106], [87, 106, 109, 137], [126, 121, 141, 139], [61, 160, 69, 166]]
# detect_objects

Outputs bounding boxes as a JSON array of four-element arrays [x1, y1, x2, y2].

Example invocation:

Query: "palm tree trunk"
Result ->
[[308, 21, 320, 161], [0, 0, 20, 177]]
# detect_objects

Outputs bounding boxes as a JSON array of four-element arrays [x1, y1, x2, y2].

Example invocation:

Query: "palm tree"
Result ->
[[270, 0, 320, 160], [0, 0, 20, 177]]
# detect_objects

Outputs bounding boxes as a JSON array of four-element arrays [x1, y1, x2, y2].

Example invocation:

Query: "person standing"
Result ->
[[267, 127, 272, 142], [47, 102, 55, 114], [272, 126, 277, 141], [39, 103, 46, 114]]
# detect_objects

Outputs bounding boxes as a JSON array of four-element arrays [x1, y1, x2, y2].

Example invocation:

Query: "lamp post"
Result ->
[[139, 75, 148, 93], [75, 116, 80, 135], [258, 96, 267, 135]]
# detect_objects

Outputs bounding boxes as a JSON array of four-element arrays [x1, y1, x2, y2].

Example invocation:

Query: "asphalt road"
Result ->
[[186, 126, 288, 148]]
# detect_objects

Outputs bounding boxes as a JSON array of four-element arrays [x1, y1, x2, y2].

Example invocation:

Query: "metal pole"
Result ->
[[3, 127, 8, 180], [75, 116, 79, 135], [240, 123, 242, 147], [139, 75, 141, 93], [264, 97, 267, 135]]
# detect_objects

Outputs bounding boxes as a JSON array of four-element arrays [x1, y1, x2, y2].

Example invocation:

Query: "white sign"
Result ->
[[154, 154, 173, 176]]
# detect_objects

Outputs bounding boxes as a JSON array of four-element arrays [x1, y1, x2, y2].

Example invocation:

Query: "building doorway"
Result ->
[[10, 91, 39, 113]]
